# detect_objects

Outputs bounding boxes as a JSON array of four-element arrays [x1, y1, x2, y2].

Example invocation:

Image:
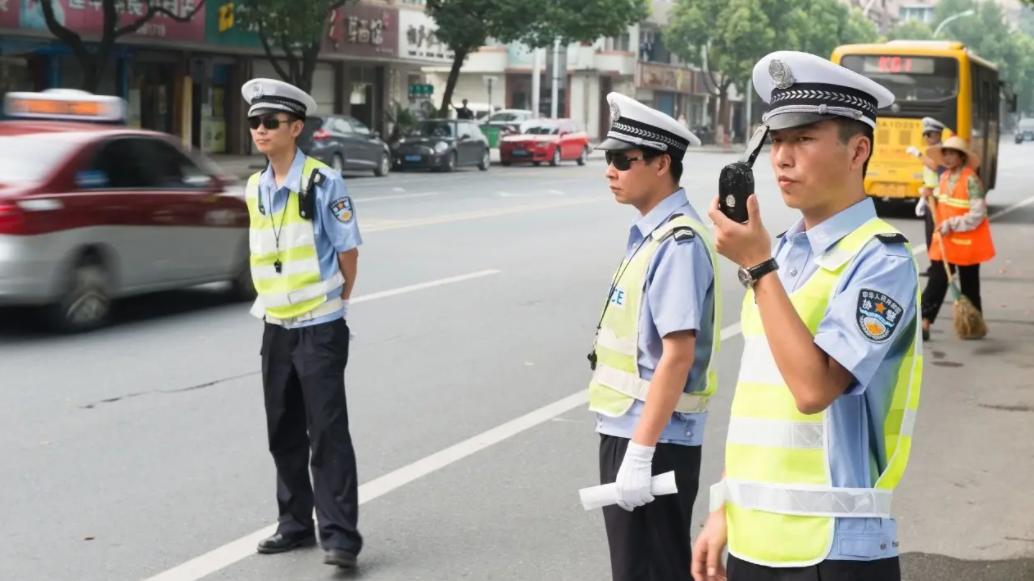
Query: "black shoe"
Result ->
[[324, 548, 357, 569], [922, 327, 931, 341], [256, 531, 316, 554]]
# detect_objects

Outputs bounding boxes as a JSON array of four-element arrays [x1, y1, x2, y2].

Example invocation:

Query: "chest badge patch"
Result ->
[[857, 289, 903, 343], [330, 197, 354, 223]]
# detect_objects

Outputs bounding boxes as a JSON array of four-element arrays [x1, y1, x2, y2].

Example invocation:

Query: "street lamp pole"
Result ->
[[933, 9, 976, 38]]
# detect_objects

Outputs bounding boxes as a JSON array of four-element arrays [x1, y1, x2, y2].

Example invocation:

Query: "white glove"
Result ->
[[614, 442, 656, 511], [341, 299, 350, 320], [939, 219, 955, 235], [914, 197, 927, 217], [906, 146, 921, 158]]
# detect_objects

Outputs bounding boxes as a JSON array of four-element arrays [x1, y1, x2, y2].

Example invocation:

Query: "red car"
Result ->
[[0, 90, 251, 331], [500, 119, 591, 166]]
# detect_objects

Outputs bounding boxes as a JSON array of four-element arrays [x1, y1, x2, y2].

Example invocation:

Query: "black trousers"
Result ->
[[260, 318, 362, 554], [728, 554, 900, 581], [920, 261, 982, 324], [599, 435, 701, 581]]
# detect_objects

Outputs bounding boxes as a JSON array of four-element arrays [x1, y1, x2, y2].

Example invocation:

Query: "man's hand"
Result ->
[[614, 442, 655, 511], [708, 194, 772, 268], [341, 299, 350, 320], [691, 508, 728, 581]]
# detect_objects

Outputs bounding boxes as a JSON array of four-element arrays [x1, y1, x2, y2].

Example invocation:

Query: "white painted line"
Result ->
[[351, 270, 501, 304], [392, 187, 406, 193], [354, 192, 439, 203], [364, 198, 600, 232]]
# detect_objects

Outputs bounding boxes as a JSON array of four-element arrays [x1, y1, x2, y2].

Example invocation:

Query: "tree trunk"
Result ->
[[439, 46, 470, 118]]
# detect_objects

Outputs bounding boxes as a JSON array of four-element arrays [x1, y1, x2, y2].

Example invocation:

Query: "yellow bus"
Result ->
[[831, 41, 1002, 204]]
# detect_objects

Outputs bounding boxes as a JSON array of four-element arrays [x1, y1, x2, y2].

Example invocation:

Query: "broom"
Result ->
[[928, 196, 987, 340]]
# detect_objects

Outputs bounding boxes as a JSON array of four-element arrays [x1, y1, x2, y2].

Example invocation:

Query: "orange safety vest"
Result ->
[[929, 167, 995, 265]]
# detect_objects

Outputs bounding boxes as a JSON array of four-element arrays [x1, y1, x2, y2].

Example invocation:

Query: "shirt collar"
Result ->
[[632, 189, 691, 239], [784, 197, 878, 255], [259, 148, 306, 193]]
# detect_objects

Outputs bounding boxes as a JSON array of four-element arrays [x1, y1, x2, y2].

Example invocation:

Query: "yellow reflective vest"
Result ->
[[712, 217, 922, 567], [245, 157, 344, 323], [588, 214, 721, 416]]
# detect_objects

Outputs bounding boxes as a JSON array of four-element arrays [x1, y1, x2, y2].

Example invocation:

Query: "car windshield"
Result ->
[[522, 123, 559, 135], [488, 112, 524, 123], [0, 134, 79, 184], [411, 121, 454, 138], [1019, 119, 1034, 130]]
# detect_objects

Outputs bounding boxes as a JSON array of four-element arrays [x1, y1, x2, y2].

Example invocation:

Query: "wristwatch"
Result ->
[[738, 258, 779, 288]]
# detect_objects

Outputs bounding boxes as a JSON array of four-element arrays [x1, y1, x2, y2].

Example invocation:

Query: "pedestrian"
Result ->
[[910, 116, 948, 249], [589, 92, 720, 581], [695, 51, 923, 581], [920, 136, 995, 340], [241, 78, 363, 570], [456, 98, 475, 120]]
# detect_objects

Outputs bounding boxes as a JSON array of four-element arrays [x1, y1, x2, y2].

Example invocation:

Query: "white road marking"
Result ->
[[352, 270, 501, 304], [363, 198, 600, 232], [141, 320, 743, 581], [392, 187, 406, 193], [354, 192, 440, 203]]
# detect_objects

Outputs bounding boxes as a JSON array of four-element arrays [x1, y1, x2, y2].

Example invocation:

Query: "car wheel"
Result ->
[[332, 153, 345, 176], [550, 147, 561, 167], [501, 160, 512, 167], [444, 151, 457, 172], [374, 153, 390, 177], [48, 258, 112, 332], [228, 262, 256, 302], [577, 146, 589, 166], [478, 148, 490, 171], [533, 161, 541, 167]]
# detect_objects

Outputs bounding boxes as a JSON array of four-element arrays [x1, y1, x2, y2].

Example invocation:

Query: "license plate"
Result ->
[[869, 182, 910, 198], [405, 155, 421, 162], [512, 150, 528, 157]]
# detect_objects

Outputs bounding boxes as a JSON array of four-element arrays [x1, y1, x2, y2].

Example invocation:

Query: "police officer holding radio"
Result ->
[[242, 78, 363, 570], [694, 52, 923, 581], [588, 93, 722, 580]]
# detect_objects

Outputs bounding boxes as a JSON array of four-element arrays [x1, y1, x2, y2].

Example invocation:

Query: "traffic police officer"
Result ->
[[911, 116, 948, 248], [589, 93, 721, 580], [694, 52, 923, 581], [242, 78, 363, 569]]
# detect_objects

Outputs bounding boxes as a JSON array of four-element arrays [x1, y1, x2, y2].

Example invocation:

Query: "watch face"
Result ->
[[738, 267, 753, 287]]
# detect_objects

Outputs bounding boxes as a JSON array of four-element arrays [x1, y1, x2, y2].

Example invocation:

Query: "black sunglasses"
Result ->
[[248, 115, 292, 130], [605, 151, 646, 171]]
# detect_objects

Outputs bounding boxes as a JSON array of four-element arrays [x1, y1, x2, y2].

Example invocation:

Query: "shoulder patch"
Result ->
[[856, 288, 904, 343], [672, 227, 697, 243], [875, 233, 907, 244], [329, 197, 354, 223]]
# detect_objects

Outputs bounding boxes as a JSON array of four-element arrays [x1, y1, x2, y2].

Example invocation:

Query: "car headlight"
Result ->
[[434, 141, 450, 154]]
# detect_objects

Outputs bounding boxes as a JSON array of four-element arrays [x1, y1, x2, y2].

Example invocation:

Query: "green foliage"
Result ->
[[522, 0, 649, 49], [886, 20, 935, 41]]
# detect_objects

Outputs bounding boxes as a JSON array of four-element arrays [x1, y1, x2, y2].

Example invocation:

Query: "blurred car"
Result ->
[[499, 119, 590, 167], [479, 109, 535, 148], [0, 91, 251, 332], [1015, 118, 1034, 144], [392, 119, 491, 172], [299, 115, 391, 177]]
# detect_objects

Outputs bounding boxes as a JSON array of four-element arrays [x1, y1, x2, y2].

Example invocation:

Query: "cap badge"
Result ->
[[769, 59, 795, 90], [610, 102, 621, 123], [247, 81, 264, 102]]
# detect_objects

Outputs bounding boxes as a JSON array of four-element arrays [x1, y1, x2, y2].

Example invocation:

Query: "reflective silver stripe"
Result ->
[[260, 297, 344, 325], [900, 408, 918, 438], [736, 335, 782, 385], [592, 365, 709, 413], [716, 479, 893, 519], [259, 271, 345, 308], [726, 417, 825, 449], [595, 328, 636, 355]]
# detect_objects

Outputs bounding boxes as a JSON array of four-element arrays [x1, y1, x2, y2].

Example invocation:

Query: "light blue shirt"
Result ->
[[595, 190, 716, 447], [773, 197, 918, 561], [257, 149, 362, 328]]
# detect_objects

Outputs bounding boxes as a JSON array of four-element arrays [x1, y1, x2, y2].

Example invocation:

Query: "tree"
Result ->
[[39, 0, 205, 92], [426, 0, 647, 117], [886, 20, 935, 41], [666, 0, 876, 135], [235, 0, 354, 93]]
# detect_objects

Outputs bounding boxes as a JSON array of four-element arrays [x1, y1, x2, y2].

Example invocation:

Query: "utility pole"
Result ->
[[532, 47, 542, 116], [551, 37, 561, 119]]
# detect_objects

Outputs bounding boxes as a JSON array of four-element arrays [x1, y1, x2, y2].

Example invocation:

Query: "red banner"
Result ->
[[15, 0, 205, 43]]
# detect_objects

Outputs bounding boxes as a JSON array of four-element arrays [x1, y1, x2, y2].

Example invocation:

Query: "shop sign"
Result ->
[[398, 9, 452, 64], [16, 0, 205, 42], [325, 4, 397, 58], [638, 62, 693, 94]]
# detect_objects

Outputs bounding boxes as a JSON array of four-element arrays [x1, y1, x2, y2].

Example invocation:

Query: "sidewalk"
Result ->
[[897, 198, 1034, 580]]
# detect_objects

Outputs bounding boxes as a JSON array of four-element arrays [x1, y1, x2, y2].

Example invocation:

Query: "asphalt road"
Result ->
[[1, 143, 1032, 581]]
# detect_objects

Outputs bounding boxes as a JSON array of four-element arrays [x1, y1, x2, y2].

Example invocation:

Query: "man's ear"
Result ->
[[851, 133, 871, 171], [654, 153, 671, 178], [291, 119, 305, 139]]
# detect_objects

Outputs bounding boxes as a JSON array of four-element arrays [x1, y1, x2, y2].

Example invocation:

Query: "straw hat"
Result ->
[[927, 136, 980, 170]]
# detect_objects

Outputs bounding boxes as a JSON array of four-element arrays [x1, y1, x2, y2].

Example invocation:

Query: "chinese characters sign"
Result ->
[[325, 4, 397, 59], [14, 0, 205, 42]]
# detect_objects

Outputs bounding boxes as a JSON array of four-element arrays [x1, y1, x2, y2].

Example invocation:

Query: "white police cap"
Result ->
[[597, 93, 700, 158], [753, 51, 894, 130], [241, 78, 317, 119], [922, 116, 947, 134]]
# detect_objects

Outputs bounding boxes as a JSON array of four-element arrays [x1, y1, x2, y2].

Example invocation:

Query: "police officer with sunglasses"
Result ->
[[241, 78, 363, 570], [587, 93, 721, 581]]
